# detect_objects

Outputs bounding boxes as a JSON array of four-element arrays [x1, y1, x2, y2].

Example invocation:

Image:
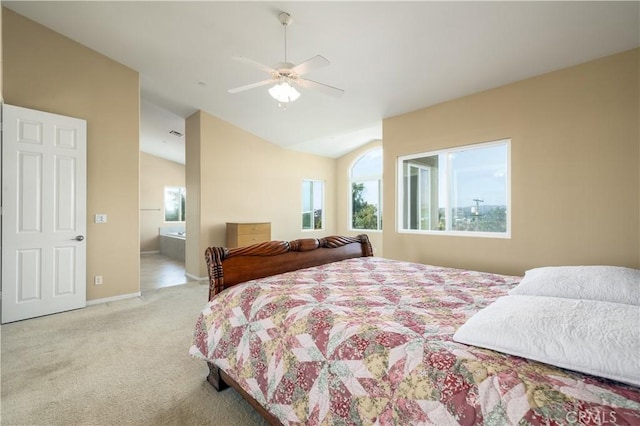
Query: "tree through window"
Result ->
[[164, 186, 186, 222], [350, 147, 382, 231], [302, 180, 324, 230]]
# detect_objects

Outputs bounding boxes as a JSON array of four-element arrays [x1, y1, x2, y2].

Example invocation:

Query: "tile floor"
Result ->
[[140, 252, 195, 291]]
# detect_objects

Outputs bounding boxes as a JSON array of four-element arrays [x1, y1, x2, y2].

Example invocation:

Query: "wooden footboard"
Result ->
[[204, 234, 373, 300]]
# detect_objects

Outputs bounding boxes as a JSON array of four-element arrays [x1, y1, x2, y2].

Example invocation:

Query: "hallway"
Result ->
[[140, 253, 195, 292]]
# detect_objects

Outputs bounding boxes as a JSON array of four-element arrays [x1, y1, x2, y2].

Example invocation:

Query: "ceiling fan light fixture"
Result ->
[[268, 82, 300, 103]]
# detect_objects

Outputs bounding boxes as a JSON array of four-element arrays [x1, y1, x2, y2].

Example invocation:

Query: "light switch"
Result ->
[[95, 214, 107, 224]]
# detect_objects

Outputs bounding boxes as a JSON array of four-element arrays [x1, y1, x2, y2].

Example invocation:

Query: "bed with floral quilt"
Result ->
[[190, 235, 640, 425]]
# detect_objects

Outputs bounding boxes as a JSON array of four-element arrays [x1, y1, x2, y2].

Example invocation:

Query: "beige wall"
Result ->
[[383, 49, 640, 275], [139, 152, 186, 252], [3, 8, 141, 300], [336, 140, 384, 256], [185, 110, 336, 279], [1, 5, 3, 100]]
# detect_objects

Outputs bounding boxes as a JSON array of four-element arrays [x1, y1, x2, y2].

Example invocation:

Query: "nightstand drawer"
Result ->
[[237, 233, 271, 247], [236, 223, 271, 235]]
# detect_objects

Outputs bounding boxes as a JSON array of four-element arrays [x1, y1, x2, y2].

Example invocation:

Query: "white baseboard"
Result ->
[[185, 272, 207, 281], [140, 250, 160, 255], [87, 292, 141, 306]]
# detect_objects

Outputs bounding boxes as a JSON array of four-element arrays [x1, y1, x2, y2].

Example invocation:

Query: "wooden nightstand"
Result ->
[[226, 222, 271, 248]]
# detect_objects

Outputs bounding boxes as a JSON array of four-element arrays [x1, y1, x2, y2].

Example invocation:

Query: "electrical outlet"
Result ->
[[95, 214, 107, 224], [94, 275, 103, 285]]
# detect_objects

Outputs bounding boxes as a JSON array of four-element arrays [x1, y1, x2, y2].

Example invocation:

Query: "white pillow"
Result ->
[[509, 266, 640, 305], [453, 295, 640, 386]]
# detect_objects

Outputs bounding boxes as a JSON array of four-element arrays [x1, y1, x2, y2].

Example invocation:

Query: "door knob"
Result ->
[[74, 235, 85, 241]]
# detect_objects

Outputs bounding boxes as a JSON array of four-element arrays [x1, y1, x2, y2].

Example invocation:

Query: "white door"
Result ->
[[1, 104, 87, 323]]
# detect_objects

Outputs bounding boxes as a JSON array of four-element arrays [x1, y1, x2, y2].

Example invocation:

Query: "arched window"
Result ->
[[350, 147, 382, 230]]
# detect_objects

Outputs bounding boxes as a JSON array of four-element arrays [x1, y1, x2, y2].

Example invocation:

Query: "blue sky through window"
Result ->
[[438, 144, 507, 207]]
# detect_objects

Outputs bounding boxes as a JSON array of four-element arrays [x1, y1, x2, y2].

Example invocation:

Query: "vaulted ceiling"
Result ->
[[5, 1, 639, 163]]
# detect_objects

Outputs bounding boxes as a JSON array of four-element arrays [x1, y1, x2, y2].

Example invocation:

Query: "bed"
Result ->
[[190, 235, 640, 425]]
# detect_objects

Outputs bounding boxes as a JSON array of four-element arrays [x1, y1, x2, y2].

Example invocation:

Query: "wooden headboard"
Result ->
[[204, 234, 373, 300]]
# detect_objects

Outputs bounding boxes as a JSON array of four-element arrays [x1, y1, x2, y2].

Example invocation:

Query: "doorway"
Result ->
[[139, 253, 192, 291], [139, 100, 189, 292]]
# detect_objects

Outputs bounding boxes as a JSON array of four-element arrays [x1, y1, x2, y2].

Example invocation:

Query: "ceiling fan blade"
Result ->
[[297, 78, 344, 98], [232, 56, 277, 74], [292, 55, 330, 76], [228, 79, 274, 94]]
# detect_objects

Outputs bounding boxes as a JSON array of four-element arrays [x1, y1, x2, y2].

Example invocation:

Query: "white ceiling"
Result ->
[[5, 1, 639, 164]]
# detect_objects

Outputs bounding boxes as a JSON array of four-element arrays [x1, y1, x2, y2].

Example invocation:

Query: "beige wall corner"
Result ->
[[186, 110, 337, 279], [139, 153, 186, 252], [383, 48, 640, 275], [185, 111, 202, 280], [336, 140, 384, 256], [3, 8, 141, 300]]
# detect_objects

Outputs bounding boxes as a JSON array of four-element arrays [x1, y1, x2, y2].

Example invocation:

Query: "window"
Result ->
[[398, 140, 510, 237], [164, 186, 186, 222], [350, 147, 382, 230], [302, 180, 324, 230]]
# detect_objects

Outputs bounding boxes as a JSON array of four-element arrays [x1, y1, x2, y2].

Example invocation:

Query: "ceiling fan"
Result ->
[[228, 12, 344, 105]]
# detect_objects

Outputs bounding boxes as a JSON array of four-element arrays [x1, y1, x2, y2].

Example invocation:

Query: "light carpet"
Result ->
[[0, 282, 268, 425]]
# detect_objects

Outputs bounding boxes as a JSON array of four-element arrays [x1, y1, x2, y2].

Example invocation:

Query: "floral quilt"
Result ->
[[190, 257, 640, 425]]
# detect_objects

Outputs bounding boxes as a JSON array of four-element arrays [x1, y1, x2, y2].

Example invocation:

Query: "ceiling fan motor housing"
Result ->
[[279, 12, 292, 26], [273, 62, 296, 72]]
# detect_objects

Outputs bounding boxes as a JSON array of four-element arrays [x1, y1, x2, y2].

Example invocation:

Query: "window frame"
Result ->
[[301, 179, 325, 231], [403, 162, 432, 231], [397, 139, 511, 239], [349, 147, 383, 232]]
